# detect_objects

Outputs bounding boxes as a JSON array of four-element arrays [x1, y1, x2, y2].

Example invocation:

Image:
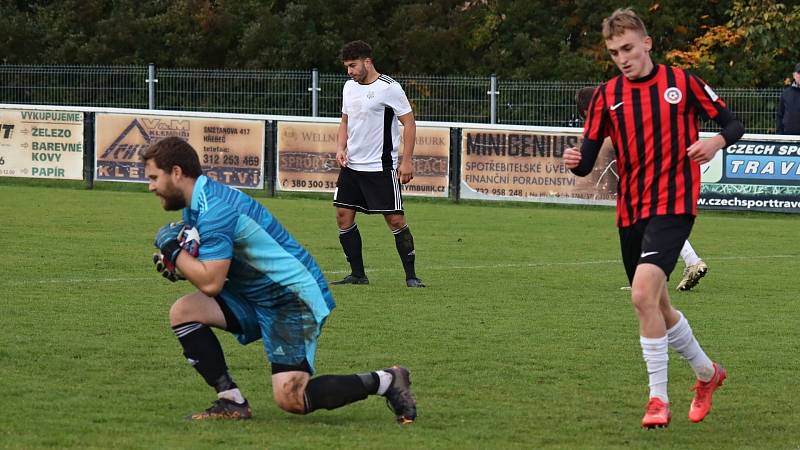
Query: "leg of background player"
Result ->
[[677, 240, 708, 291], [385, 214, 424, 287], [332, 207, 368, 284], [680, 240, 701, 266]]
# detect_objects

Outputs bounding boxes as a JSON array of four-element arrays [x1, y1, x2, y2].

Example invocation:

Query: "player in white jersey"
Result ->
[[332, 40, 425, 288]]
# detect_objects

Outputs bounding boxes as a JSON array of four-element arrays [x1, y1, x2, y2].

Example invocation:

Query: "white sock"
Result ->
[[218, 388, 245, 404], [667, 312, 715, 381], [680, 241, 702, 266], [640, 336, 669, 402], [375, 370, 393, 396]]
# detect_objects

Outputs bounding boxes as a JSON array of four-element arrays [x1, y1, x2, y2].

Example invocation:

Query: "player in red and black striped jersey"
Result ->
[[575, 86, 709, 292], [574, 61, 742, 226], [563, 8, 743, 428]]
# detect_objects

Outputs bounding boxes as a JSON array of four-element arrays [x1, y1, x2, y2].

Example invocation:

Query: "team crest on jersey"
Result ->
[[664, 87, 682, 104], [367, 91, 375, 99]]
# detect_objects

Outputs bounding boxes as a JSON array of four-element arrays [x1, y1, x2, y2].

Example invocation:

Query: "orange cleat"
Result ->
[[641, 397, 671, 429], [689, 363, 727, 423]]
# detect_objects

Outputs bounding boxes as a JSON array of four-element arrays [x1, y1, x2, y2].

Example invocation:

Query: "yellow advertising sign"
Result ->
[[0, 109, 84, 180], [95, 113, 265, 189], [461, 129, 616, 204], [277, 121, 449, 197]]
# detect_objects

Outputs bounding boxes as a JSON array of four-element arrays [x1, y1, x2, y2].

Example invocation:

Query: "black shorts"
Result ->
[[618, 214, 694, 284], [333, 166, 404, 215]]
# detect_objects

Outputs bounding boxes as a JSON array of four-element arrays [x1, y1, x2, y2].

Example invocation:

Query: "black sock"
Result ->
[[303, 373, 378, 413], [339, 224, 365, 277], [393, 225, 417, 280], [172, 322, 237, 393]]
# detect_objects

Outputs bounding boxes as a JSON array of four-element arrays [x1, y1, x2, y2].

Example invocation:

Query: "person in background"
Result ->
[[776, 63, 800, 135], [332, 40, 425, 288]]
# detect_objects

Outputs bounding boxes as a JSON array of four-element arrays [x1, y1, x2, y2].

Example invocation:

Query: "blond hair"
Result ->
[[602, 8, 647, 40]]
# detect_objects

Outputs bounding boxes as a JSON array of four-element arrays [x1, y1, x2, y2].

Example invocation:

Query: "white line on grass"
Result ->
[[3, 254, 796, 287]]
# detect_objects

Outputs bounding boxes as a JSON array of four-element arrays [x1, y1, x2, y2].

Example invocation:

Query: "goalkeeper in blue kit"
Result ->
[[144, 136, 416, 423]]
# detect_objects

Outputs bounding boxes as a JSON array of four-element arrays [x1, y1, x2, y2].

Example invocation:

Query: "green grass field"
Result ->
[[1, 182, 798, 449]]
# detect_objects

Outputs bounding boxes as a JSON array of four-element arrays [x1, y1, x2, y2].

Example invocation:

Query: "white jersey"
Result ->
[[341, 74, 412, 171]]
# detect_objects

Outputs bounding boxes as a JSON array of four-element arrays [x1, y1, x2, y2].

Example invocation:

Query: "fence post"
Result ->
[[309, 68, 320, 117], [264, 120, 277, 197], [146, 63, 158, 109], [449, 127, 462, 202], [488, 74, 498, 124], [83, 112, 95, 190]]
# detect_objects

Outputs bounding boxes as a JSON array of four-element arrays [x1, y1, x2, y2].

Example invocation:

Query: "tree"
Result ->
[[1, 0, 798, 90], [667, 0, 800, 87]]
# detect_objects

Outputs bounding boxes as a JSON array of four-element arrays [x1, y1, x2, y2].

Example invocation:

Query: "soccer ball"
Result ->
[[178, 225, 201, 257]]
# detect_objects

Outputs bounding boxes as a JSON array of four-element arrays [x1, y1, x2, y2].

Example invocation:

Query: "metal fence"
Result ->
[[0, 64, 783, 133]]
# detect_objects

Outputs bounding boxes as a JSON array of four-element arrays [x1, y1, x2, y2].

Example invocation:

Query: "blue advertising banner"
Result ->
[[700, 138, 800, 213]]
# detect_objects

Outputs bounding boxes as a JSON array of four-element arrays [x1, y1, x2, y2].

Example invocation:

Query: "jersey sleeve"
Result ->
[[583, 86, 610, 141], [686, 72, 727, 120], [386, 83, 413, 116], [195, 201, 237, 261], [341, 82, 351, 115]]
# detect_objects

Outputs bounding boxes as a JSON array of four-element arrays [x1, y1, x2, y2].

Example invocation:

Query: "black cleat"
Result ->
[[188, 398, 252, 420], [406, 278, 425, 288], [383, 366, 417, 424], [331, 274, 369, 285]]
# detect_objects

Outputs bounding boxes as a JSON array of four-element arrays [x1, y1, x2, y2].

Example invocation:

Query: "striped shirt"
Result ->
[[583, 64, 728, 227]]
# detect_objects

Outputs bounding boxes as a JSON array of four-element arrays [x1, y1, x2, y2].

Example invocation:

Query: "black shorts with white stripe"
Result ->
[[333, 166, 404, 215]]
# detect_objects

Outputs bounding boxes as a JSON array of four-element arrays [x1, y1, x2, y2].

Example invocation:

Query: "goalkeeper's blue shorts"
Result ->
[[216, 286, 331, 376]]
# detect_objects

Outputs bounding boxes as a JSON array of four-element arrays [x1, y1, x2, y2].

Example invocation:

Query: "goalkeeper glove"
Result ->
[[152, 252, 185, 282], [154, 221, 183, 266]]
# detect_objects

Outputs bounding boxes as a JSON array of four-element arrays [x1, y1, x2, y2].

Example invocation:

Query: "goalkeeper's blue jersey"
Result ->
[[181, 176, 335, 319]]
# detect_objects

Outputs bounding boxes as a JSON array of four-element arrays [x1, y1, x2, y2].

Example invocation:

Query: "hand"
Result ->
[[152, 252, 185, 282], [336, 148, 348, 167], [154, 221, 183, 265], [687, 135, 725, 165], [398, 158, 414, 184], [563, 147, 582, 170]]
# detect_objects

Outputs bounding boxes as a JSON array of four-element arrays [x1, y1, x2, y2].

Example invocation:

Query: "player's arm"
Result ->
[[566, 86, 607, 175], [336, 113, 349, 167], [686, 74, 745, 164], [153, 220, 232, 296], [564, 138, 603, 176], [175, 256, 230, 297], [687, 108, 744, 164], [776, 93, 785, 134], [397, 111, 416, 184]]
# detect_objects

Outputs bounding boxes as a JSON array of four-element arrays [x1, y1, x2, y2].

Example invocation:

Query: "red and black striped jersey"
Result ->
[[583, 64, 727, 227]]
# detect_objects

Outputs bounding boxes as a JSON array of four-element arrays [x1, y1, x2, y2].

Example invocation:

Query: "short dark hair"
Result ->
[[140, 136, 202, 178], [602, 8, 647, 40], [575, 86, 597, 119], [340, 40, 372, 61]]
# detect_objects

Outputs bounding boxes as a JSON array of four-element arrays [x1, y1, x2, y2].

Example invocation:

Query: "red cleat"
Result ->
[[641, 397, 671, 429], [689, 362, 727, 423]]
